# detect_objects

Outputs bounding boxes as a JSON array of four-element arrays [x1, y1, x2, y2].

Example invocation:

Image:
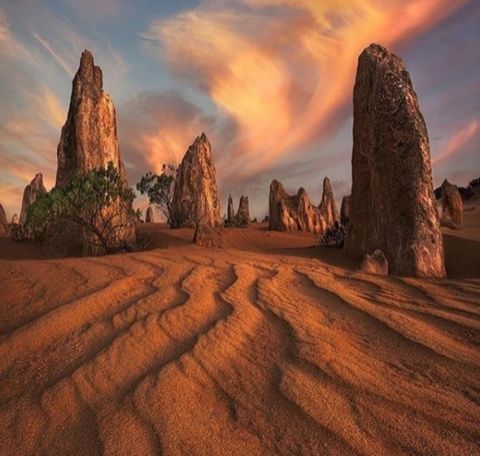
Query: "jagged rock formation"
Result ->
[[145, 207, 154, 223], [57, 51, 126, 186], [360, 249, 389, 276], [345, 44, 445, 278], [340, 195, 351, 226], [54, 50, 135, 254], [441, 180, 463, 226], [461, 177, 480, 201], [319, 177, 339, 228], [236, 195, 250, 227], [11, 214, 18, 225], [269, 180, 325, 234], [227, 194, 235, 223], [19, 173, 46, 225], [0, 204, 10, 237], [435, 177, 480, 202], [171, 133, 221, 228]]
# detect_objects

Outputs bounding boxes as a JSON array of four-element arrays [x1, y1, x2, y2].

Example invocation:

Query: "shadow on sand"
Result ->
[[1, 228, 479, 280]]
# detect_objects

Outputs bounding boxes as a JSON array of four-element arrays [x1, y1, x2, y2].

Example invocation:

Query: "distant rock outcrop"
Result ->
[[269, 180, 325, 234], [319, 177, 339, 228], [145, 206, 154, 223], [462, 177, 480, 201], [227, 194, 235, 223], [360, 249, 389, 276], [54, 50, 135, 254], [171, 133, 221, 228], [19, 173, 46, 225], [346, 44, 445, 278], [435, 177, 480, 202], [236, 195, 250, 227], [441, 180, 463, 227], [340, 195, 351, 226], [0, 204, 10, 237], [11, 214, 18, 225]]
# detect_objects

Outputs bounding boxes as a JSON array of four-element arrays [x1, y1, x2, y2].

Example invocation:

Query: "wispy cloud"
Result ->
[[143, 0, 468, 186], [0, 2, 127, 216], [118, 90, 215, 181], [432, 119, 480, 165], [31, 30, 74, 77]]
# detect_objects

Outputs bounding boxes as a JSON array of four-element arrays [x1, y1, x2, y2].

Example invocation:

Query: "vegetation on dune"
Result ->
[[136, 164, 178, 227], [27, 162, 136, 253]]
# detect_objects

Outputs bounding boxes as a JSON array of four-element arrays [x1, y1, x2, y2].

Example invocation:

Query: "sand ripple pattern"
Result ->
[[0, 247, 479, 455]]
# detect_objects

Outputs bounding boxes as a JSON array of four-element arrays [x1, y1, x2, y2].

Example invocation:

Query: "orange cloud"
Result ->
[[432, 119, 480, 165], [118, 90, 215, 179], [144, 0, 468, 183]]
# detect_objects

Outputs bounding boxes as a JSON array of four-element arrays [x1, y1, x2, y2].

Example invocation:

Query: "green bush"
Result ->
[[27, 162, 135, 252]]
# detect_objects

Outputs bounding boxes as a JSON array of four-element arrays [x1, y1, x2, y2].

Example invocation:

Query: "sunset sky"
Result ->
[[0, 0, 479, 219]]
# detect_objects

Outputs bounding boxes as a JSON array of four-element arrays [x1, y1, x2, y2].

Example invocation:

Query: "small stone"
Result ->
[[360, 249, 389, 276]]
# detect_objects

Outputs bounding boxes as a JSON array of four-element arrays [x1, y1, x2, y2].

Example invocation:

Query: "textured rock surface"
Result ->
[[145, 207, 155, 223], [56, 50, 126, 186], [340, 195, 351, 225], [441, 180, 463, 226], [319, 177, 339, 228], [171, 133, 221, 228], [54, 50, 135, 253], [193, 223, 222, 247], [19, 173, 46, 225], [0, 204, 9, 237], [360, 249, 389, 276], [346, 44, 445, 278], [269, 180, 325, 234], [227, 194, 235, 223], [236, 195, 250, 227]]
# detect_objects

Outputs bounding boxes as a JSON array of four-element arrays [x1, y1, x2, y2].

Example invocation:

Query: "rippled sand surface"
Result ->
[[0, 213, 479, 455]]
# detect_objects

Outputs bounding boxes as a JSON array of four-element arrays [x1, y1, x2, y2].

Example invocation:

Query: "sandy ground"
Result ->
[[0, 210, 479, 455]]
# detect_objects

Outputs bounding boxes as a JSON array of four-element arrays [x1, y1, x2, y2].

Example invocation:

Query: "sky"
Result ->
[[0, 0, 479, 220]]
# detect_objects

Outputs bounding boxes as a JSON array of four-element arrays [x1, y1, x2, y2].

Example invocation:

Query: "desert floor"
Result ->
[[0, 209, 479, 455]]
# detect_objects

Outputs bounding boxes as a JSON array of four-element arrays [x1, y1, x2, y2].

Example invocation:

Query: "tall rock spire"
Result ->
[[236, 195, 250, 227], [0, 204, 9, 238], [227, 194, 235, 223], [54, 50, 135, 254], [171, 133, 221, 228], [56, 50, 124, 188], [19, 173, 46, 225], [346, 44, 445, 277], [319, 177, 339, 229]]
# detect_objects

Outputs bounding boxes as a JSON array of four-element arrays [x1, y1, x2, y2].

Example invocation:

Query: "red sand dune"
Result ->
[[0, 211, 479, 455]]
